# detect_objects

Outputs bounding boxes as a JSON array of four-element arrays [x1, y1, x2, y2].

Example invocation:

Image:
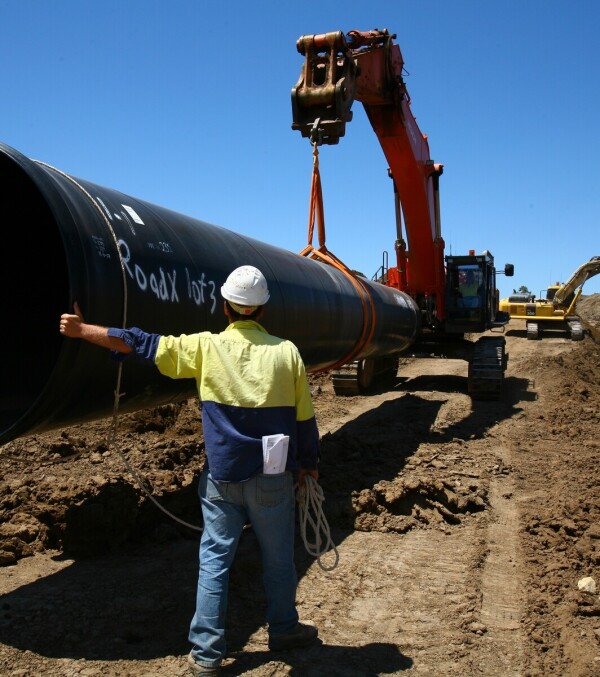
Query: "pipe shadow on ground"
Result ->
[[390, 371, 536, 404]]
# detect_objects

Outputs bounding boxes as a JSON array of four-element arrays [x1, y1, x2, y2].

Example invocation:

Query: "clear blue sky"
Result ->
[[2, 0, 599, 300]]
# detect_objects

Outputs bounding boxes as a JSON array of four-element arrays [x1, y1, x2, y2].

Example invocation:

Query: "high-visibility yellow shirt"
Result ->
[[154, 320, 319, 481]]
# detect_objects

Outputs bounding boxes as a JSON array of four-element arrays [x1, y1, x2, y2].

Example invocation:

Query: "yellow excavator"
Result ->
[[499, 256, 600, 340]]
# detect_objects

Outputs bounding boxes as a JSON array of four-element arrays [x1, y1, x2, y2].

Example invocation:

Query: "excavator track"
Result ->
[[568, 319, 584, 341], [526, 321, 539, 340], [331, 362, 363, 395], [468, 336, 507, 400], [527, 318, 585, 341], [331, 357, 399, 396]]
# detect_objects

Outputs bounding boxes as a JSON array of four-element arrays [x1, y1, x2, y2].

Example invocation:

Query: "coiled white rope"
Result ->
[[296, 475, 339, 571]]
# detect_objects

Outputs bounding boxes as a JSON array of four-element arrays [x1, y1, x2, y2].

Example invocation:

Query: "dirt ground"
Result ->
[[1, 296, 600, 677]]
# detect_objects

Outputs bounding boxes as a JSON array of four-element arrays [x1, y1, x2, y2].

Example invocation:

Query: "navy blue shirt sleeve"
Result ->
[[106, 327, 161, 363]]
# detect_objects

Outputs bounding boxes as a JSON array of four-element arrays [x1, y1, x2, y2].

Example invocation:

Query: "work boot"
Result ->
[[187, 652, 221, 676], [268, 622, 319, 651]]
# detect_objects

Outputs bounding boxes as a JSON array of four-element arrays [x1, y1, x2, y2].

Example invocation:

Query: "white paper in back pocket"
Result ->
[[262, 434, 289, 474]]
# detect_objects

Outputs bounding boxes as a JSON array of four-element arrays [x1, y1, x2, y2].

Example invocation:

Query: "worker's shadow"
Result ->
[[0, 531, 413, 674], [223, 641, 413, 675]]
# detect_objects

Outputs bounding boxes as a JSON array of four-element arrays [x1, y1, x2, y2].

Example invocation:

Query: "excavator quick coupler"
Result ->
[[291, 31, 357, 145]]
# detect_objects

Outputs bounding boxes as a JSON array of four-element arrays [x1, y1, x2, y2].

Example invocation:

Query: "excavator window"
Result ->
[[444, 260, 490, 333], [447, 265, 482, 311], [458, 268, 481, 308]]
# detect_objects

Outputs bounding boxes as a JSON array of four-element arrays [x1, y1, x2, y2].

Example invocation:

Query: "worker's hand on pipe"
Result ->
[[298, 468, 319, 486], [59, 304, 132, 353], [59, 302, 85, 339]]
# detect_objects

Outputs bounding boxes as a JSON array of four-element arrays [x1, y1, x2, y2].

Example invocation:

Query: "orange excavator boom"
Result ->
[[292, 29, 446, 321]]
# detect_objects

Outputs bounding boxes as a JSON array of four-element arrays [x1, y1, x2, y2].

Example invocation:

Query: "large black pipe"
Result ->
[[1, 142, 420, 445]]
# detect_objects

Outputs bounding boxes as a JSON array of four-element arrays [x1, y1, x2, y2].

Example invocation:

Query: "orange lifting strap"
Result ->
[[299, 144, 377, 372]]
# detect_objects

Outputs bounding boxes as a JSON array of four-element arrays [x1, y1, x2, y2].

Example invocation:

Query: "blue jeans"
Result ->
[[189, 469, 299, 667]]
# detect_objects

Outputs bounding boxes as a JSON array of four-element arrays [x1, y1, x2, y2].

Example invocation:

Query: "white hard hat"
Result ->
[[221, 265, 270, 314]]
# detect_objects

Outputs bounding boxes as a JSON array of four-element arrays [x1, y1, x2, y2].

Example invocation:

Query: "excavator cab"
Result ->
[[444, 253, 512, 333], [541, 284, 575, 307]]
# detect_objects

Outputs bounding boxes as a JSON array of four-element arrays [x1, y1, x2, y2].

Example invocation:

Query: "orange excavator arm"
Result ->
[[292, 29, 446, 322]]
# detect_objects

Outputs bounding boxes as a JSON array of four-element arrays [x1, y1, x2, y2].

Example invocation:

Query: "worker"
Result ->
[[59, 265, 320, 677], [459, 270, 480, 308]]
